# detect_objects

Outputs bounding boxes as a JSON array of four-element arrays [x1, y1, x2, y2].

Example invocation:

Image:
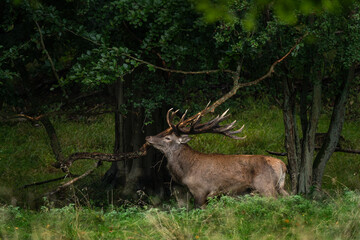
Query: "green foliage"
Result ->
[[194, 0, 356, 30], [2, 0, 359, 120], [1, 193, 360, 239], [68, 47, 139, 87]]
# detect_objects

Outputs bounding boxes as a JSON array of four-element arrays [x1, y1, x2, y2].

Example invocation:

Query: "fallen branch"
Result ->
[[22, 174, 78, 188], [46, 161, 101, 196]]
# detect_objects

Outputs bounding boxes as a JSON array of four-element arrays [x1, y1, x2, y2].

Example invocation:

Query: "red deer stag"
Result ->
[[145, 108, 288, 207]]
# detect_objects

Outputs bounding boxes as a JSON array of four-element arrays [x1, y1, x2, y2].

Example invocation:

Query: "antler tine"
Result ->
[[188, 114, 202, 133], [224, 133, 247, 140], [199, 109, 230, 129], [195, 108, 230, 132], [219, 109, 230, 120], [196, 115, 220, 131], [179, 109, 188, 123], [166, 108, 173, 127], [166, 108, 179, 130], [173, 109, 180, 115], [175, 109, 189, 133], [214, 120, 237, 132], [229, 124, 245, 134], [222, 124, 246, 140]]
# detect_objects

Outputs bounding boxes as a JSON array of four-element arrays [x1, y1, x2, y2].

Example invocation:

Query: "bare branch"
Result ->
[[123, 53, 236, 75], [266, 150, 287, 156], [23, 174, 78, 188], [65, 150, 148, 168], [34, 20, 64, 94], [46, 161, 101, 196]]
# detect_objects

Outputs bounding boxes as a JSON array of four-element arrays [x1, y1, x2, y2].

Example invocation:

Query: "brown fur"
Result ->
[[146, 133, 288, 207]]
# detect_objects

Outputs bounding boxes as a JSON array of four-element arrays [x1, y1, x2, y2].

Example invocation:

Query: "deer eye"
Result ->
[[164, 136, 171, 141]]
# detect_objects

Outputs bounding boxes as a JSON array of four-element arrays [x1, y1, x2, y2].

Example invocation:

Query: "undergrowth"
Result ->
[[1, 193, 360, 239]]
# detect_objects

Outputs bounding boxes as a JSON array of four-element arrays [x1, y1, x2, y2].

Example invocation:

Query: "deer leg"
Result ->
[[276, 176, 289, 196], [254, 182, 277, 197], [190, 190, 208, 208], [278, 188, 289, 196], [194, 195, 207, 209]]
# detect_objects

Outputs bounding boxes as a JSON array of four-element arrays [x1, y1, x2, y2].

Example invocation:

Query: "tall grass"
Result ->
[[1, 193, 360, 239]]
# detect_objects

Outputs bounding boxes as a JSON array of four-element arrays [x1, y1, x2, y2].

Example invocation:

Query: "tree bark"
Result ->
[[102, 79, 126, 188], [39, 117, 65, 166], [122, 107, 144, 197], [312, 64, 355, 190], [282, 76, 300, 194], [298, 75, 322, 194]]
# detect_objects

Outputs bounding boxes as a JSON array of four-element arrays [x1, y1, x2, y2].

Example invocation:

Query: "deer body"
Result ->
[[146, 133, 288, 207]]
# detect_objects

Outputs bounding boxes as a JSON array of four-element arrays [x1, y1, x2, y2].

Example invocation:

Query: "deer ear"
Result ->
[[179, 135, 191, 144]]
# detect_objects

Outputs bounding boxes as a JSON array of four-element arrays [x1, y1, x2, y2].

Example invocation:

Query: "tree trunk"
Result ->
[[122, 107, 144, 198], [298, 76, 322, 194], [282, 76, 300, 194], [102, 79, 126, 188], [312, 64, 355, 190], [40, 116, 65, 165]]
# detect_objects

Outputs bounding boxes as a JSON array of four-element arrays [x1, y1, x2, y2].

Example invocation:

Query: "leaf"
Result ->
[[147, 64, 156, 72]]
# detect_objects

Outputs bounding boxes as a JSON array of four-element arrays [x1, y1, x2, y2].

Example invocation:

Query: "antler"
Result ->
[[166, 107, 246, 140]]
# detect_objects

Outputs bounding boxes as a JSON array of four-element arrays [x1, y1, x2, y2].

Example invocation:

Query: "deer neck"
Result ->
[[165, 144, 197, 183]]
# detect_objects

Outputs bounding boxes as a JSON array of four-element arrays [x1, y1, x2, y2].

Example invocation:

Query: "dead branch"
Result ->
[[46, 161, 101, 196], [34, 20, 64, 95], [122, 53, 236, 75], [23, 174, 78, 188], [64, 150, 148, 168], [266, 150, 287, 156]]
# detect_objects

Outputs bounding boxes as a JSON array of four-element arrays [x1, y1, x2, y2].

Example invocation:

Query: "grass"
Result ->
[[1, 193, 360, 239]]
